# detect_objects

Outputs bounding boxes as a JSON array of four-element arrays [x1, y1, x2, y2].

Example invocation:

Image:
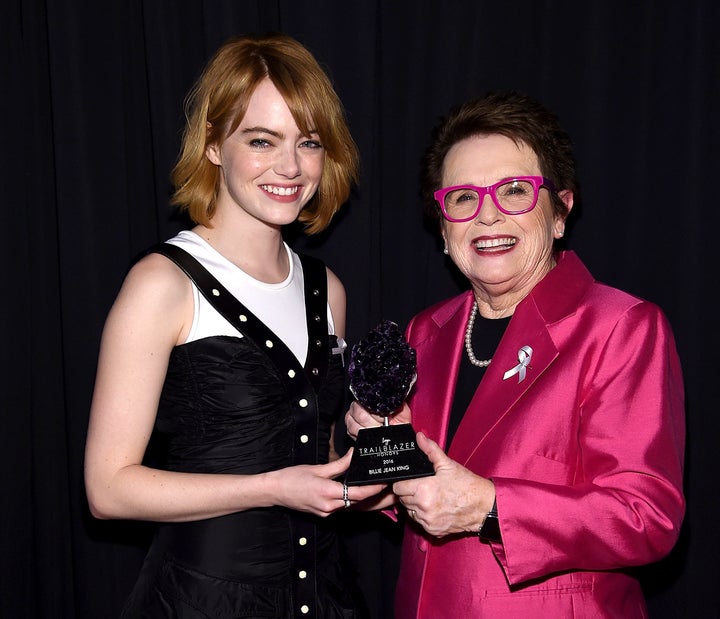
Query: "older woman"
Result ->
[[347, 91, 685, 618]]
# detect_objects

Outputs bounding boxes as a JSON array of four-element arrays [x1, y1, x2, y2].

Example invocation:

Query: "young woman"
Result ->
[[85, 33, 380, 618]]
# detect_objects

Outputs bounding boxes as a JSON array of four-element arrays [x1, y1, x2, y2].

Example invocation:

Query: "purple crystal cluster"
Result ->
[[348, 320, 417, 415]]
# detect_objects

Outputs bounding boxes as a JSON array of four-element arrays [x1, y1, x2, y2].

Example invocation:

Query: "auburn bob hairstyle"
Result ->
[[171, 33, 359, 234]]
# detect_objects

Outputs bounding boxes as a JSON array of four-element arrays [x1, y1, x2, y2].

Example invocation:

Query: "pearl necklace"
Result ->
[[465, 301, 492, 367]]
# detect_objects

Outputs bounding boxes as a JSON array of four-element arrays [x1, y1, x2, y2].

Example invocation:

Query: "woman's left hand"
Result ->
[[272, 449, 387, 517], [393, 432, 495, 537]]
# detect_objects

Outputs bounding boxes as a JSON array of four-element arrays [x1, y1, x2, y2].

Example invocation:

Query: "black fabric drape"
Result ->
[[6, 1, 719, 617]]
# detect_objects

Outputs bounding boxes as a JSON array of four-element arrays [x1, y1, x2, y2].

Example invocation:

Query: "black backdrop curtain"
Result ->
[[5, 1, 719, 617]]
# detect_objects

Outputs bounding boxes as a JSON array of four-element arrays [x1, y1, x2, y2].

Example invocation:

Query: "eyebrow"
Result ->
[[241, 126, 319, 138]]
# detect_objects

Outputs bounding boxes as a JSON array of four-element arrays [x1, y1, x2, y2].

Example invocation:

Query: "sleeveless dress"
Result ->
[[120, 233, 361, 619]]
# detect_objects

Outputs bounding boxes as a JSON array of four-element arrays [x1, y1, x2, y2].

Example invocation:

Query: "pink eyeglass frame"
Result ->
[[434, 175, 556, 222]]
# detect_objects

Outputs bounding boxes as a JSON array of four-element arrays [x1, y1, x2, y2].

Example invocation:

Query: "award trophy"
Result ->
[[345, 321, 435, 486]]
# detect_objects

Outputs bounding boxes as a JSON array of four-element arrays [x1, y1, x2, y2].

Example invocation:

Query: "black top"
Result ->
[[446, 312, 511, 447]]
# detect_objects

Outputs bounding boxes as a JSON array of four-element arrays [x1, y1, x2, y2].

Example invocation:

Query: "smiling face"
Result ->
[[440, 134, 572, 312], [205, 77, 325, 230]]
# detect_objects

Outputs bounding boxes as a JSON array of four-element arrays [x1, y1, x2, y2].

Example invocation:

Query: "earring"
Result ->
[[443, 247, 449, 255]]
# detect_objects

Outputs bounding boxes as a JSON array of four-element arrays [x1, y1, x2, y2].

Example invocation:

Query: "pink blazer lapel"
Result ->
[[407, 294, 472, 451], [449, 301, 559, 465]]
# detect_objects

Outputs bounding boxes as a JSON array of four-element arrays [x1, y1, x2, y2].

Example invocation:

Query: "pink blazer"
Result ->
[[394, 251, 685, 619]]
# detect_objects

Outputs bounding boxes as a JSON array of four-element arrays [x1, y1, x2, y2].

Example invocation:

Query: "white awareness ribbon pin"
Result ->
[[503, 345, 533, 383]]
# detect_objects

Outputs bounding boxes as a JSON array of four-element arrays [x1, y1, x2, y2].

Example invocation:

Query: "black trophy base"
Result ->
[[345, 423, 435, 486]]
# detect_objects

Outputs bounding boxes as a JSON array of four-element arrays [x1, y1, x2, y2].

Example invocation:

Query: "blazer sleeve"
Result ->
[[492, 300, 685, 585]]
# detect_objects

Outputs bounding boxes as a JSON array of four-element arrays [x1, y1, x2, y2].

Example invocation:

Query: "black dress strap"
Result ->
[[295, 251, 330, 392]]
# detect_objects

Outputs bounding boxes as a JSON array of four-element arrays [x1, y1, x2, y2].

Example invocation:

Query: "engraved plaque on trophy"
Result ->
[[345, 321, 435, 486]]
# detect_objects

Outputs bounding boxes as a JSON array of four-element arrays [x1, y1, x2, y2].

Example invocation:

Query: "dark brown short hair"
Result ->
[[171, 33, 359, 234], [422, 91, 577, 226]]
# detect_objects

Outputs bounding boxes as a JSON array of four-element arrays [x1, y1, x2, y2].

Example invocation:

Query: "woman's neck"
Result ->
[[193, 222, 289, 284], [472, 254, 557, 319]]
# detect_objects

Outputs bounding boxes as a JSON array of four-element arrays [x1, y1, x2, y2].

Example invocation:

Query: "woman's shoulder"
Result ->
[[553, 267, 674, 341], [585, 281, 673, 335], [405, 291, 471, 344], [414, 291, 470, 322], [99, 250, 194, 350], [118, 250, 192, 315], [543, 251, 666, 320]]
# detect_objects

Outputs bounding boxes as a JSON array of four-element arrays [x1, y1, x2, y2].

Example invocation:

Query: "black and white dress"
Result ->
[[121, 231, 360, 619]]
